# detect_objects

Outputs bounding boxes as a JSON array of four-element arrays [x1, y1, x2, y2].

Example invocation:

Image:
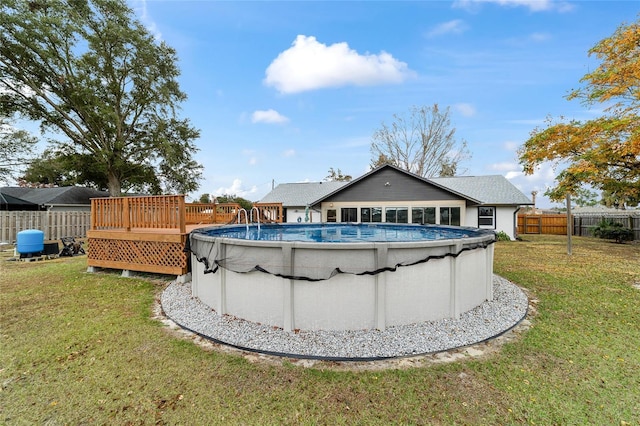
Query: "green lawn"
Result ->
[[1, 235, 639, 425]]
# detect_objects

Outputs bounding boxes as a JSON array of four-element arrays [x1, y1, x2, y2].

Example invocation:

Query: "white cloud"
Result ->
[[503, 141, 519, 151], [489, 161, 519, 172], [453, 0, 574, 13], [505, 170, 522, 180], [251, 109, 289, 124], [454, 103, 476, 117], [264, 35, 415, 94], [505, 163, 561, 207], [426, 20, 469, 38], [282, 149, 296, 157], [241, 149, 258, 166], [131, 0, 162, 41], [213, 179, 258, 198]]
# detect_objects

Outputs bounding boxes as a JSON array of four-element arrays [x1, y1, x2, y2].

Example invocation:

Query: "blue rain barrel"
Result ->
[[17, 229, 45, 254]]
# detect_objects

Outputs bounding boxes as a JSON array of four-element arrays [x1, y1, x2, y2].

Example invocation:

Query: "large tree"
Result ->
[[370, 104, 470, 178], [21, 147, 163, 193], [0, 117, 38, 183], [0, 0, 202, 196], [519, 18, 640, 208]]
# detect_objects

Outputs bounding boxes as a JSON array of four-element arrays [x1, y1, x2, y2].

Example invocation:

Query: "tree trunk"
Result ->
[[107, 170, 121, 197]]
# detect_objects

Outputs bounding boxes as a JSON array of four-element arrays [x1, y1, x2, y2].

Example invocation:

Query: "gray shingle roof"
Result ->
[[0, 187, 109, 205], [0, 191, 37, 207], [259, 182, 347, 207], [260, 169, 532, 208], [431, 175, 532, 205]]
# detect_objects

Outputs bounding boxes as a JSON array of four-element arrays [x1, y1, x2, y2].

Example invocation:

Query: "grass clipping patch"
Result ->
[[1, 235, 639, 425]]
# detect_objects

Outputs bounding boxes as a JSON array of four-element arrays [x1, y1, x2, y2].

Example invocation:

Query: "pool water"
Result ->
[[196, 223, 481, 243]]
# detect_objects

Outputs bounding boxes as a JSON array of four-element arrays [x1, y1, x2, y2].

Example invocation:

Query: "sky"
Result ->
[[50, 1, 640, 207]]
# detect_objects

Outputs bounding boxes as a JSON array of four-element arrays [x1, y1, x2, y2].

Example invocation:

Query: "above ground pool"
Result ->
[[187, 223, 496, 332]]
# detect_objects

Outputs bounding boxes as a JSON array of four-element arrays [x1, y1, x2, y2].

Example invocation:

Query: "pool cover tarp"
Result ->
[[186, 226, 495, 282]]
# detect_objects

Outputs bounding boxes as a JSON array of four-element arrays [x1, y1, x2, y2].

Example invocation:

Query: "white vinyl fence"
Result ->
[[0, 211, 92, 243]]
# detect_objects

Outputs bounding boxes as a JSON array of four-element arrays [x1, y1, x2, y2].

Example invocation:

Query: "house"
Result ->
[[0, 187, 109, 212], [261, 165, 532, 240]]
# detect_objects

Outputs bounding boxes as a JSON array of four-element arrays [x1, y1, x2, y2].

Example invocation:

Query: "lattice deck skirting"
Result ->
[[87, 230, 188, 275]]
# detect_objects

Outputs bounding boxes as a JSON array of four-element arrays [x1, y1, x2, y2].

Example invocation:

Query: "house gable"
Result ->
[[311, 165, 478, 206]]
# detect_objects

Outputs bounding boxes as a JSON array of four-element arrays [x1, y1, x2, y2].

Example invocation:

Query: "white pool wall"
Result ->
[[191, 233, 495, 332]]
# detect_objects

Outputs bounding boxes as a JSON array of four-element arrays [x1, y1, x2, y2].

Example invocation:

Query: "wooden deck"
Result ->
[[86, 195, 282, 276]]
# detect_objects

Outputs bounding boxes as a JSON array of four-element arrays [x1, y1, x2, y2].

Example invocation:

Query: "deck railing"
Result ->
[[88, 195, 283, 276], [91, 196, 283, 231], [253, 202, 284, 223], [215, 203, 243, 224], [184, 202, 242, 225], [91, 195, 186, 233]]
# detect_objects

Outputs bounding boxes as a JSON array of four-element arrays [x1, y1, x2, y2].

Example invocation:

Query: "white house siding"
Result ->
[[285, 207, 322, 223], [464, 206, 519, 240], [496, 207, 519, 240]]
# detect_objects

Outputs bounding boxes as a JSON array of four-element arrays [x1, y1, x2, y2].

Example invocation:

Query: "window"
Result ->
[[478, 206, 495, 228], [411, 207, 436, 225], [341, 208, 357, 222], [397, 208, 408, 223], [326, 209, 337, 222], [385, 207, 408, 223], [361, 207, 382, 223], [372, 207, 382, 222], [361, 207, 370, 222], [440, 207, 461, 226]]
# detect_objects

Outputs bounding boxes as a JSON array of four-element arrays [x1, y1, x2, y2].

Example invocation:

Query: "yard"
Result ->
[[1, 235, 639, 424]]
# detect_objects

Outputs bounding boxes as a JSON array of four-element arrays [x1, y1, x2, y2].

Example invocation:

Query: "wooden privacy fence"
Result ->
[[1, 210, 91, 243], [518, 214, 568, 235], [518, 212, 640, 240]]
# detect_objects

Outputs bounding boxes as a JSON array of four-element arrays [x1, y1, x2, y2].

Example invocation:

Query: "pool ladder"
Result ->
[[237, 207, 261, 236], [250, 206, 261, 233]]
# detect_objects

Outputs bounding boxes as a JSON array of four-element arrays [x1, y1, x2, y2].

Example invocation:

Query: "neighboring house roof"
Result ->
[[571, 205, 640, 214], [0, 187, 109, 206], [259, 181, 347, 207], [431, 175, 533, 206], [0, 191, 38, 208]]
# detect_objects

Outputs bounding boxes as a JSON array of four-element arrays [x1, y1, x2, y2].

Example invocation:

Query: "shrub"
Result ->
[[592, 219, 634, 243], [495, 231, 511, 241]]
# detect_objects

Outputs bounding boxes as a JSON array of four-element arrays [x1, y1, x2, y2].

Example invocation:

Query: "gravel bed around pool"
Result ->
[[160, 275, 528, 360]]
